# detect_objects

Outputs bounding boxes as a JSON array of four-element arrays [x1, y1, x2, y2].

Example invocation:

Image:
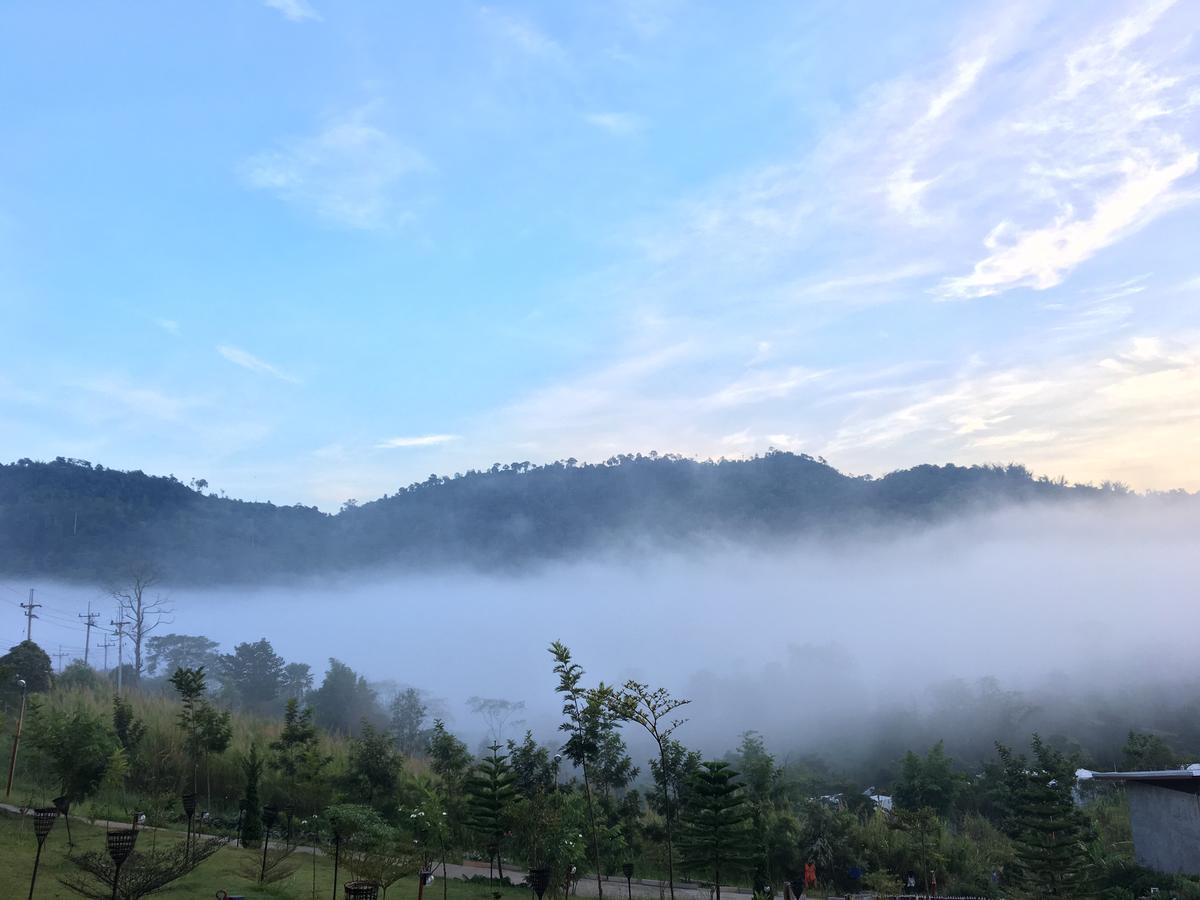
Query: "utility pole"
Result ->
[[78, 601, 98, 665], [110, 615, 129, 694], [4, 677, 27, 798], [20, 589, 41, 642], [53, 646, 69, 673], [99, 636, 115, 672]]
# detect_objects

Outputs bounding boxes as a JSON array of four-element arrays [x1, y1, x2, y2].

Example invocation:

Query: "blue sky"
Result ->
[[2, 0, 1198, 509]]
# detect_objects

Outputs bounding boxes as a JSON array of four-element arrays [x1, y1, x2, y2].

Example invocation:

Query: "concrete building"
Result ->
[[1077, 764, 1200, 875]]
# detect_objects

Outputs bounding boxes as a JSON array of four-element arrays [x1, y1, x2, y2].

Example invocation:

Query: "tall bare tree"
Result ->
[[110, 563, 172, 679]]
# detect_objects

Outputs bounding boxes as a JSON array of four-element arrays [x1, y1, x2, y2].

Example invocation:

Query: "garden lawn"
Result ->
[[0, 811, 512, 900]]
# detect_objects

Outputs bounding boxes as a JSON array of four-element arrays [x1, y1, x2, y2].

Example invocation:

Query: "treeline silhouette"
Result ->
[[0, 452, 1162, 583]]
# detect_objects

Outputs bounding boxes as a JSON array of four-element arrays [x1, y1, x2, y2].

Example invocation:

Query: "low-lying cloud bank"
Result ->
[[10, 497, 1198, 768]]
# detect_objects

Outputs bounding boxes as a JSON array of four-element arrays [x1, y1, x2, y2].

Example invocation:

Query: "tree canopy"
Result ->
[[0, 454, 1149, 583]]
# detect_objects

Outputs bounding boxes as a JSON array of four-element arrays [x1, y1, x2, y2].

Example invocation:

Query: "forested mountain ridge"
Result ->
[[0, 452, 1168, 583]]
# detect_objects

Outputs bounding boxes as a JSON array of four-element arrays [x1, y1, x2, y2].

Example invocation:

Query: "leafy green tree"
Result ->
[[429, 718, 472, 845], [795, 799, 856, 892], [328, 804, 415, 897], [112, 693, 147, 757], [270, 698, 330, 813], [893, 741, 962, 817], [168, 665, 208, 793], [466, 741, 517, 881], [27, 702, 120, 811], [649, 737, 702, 828], [282, 661, 313, 700], [145, 633, 220, 677], [429, 719, 472, 787], [58, 659, 104, 692], [507, 730, 560, 796], [732, 732, 783, 894], [195, 702, 233, 811], [344, 723, 405, 813], [1121, 730, 1179, 770], [592, 728, 638, 803], [241, 743, 265, 848], [510, 784, 587, 894], [551, 641, 615, 896], [0, 640, 53, 703], [677, 761, 755, 900], [389, 687, 428, 755], [998, 735, 1097, 897], [222, 638, 285, 710], [893, 807, 945, 897], [612, 680, 691, 900], [311, 658, 380, 735]]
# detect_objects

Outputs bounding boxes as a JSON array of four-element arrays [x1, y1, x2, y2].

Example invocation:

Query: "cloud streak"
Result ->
[[217, 344, 301, 384], [376, 434, 459, 449]]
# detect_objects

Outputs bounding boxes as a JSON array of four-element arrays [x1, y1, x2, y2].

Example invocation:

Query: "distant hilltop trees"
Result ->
[[0, 452, 1180, 584]]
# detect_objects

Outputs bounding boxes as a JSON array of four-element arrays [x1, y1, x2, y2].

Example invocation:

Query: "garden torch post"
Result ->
[[28, 807, 58, 900], [330, 830, 341, 900], [261, 806, 278, 884], [182, 792, 197, 862], [106, 828, 138, 900], [5, 677, 27, 798]]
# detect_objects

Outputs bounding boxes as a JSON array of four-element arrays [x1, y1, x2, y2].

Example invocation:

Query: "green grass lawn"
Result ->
[[1, 811, 515, 900]]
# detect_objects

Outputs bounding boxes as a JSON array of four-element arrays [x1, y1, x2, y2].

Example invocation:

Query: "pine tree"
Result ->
[[241, 743, 265, 849], [466, 742, 517, 881], [998, 735, 1096, 897], [678, 761, 755, 900], [270, 698, 329, 815]]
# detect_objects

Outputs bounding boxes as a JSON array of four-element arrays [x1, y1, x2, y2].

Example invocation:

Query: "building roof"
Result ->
[[1077, 764, 1200, 793], [1078, 763, 1200, 781]]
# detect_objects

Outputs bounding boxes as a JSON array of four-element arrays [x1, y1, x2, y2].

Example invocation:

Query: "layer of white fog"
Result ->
[[10, 498, 1199, 763]]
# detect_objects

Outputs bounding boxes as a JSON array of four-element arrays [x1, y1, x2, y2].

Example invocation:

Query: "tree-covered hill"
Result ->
[[0, 453, 1154, 583]]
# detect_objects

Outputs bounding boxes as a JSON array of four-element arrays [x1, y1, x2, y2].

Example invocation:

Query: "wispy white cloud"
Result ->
[[217, 344, 301, 384], [263, 0, 321, 23], [240, 106, 427, 230], [76, 376, 196, 422], [939, 0, 1199, 296], [704, 367, 828, 409], [942, 150, 1198, 298], [376, 434, 459, 449], [584, 112, 645, 136], [480, 7, 566, 62], [154, 318, 180, 335]]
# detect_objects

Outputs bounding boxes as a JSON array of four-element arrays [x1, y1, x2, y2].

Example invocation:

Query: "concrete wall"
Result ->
[[1128, 783, 1200, 875]]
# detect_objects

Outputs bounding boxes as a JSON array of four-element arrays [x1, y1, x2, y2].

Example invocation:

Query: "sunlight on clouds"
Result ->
[[823, 334, 1200, 490], [942, 150, 1198, 298]]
